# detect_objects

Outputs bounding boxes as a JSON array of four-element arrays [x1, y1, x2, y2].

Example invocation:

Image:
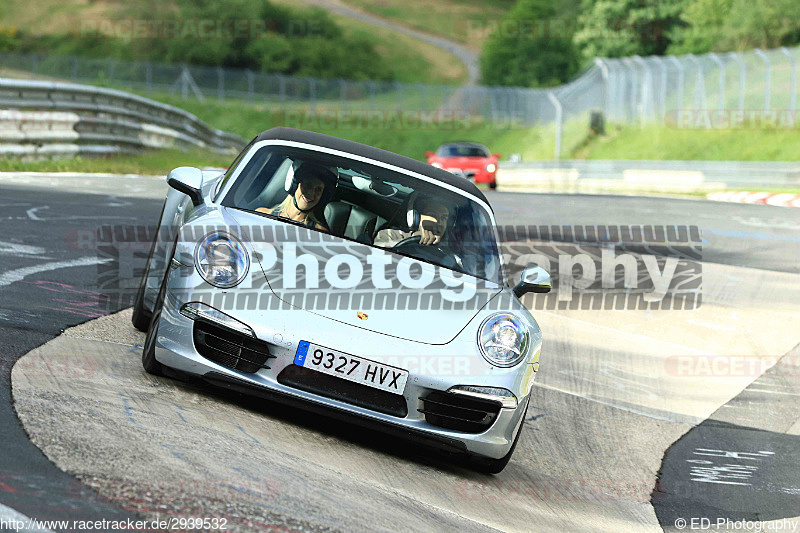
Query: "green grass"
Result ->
[[137, 93, 545, 161], [0, 148, 234, 175], [575, 123, 800, 161], [5, 91, 800, 177]]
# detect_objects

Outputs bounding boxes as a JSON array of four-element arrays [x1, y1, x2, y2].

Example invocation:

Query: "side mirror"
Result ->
[[424, 151, 434, 159], [492, 153, 501, 159], [167, 167, 204, 207], [513, 265, 551, 297]]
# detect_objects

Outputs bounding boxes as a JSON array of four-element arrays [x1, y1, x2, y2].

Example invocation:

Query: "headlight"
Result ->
[[485, 163, 497, 173], [194, 231, 249, 288], [477, 313, 529, 368], [431, 162, 442, 168]]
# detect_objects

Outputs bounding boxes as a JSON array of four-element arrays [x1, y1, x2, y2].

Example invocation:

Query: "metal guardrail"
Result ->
[[498, 160, 800, 193], [0, 78, 246, 158]]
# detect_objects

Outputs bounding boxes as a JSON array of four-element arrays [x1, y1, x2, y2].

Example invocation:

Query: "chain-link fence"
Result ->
[[1, 47, 798, 159], [596, 48, 800, 124]]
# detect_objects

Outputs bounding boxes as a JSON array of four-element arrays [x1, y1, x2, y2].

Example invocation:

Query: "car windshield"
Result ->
[[436, 144, 490, 158], [220, 145, 502, 284]]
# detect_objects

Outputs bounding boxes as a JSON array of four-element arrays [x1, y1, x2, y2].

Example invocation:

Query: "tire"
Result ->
[[131, 264, 153, 332], [489, 181, 497, 190], [142, 234, 176, 376], [469, 401, 528, 474], [132, 201, 166, 332], [142, 274, 167, 376]]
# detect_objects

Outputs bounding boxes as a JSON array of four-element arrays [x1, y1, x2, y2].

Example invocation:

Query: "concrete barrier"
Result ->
[[497, 160, 800, 194]]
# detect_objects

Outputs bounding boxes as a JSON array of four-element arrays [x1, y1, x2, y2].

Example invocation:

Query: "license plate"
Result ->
[[294, 341, 408, 395]]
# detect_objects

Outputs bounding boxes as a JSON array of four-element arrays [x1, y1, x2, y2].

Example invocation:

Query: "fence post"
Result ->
[[593, 58, 610, 119], [309, 78, 317, 113], [108, 58, 115, 84], [547, 92, 562, 161], [668, 56, 685, 114], [611, 59, 624, 121], [687, 54, 707, 110], [727, 52, 746, 112], [369, 81, 376, 111], [173, 64, 204, 101], [652, 55, 668, 120], [181, 65, 189, 100], [217, 67, 225, 102], [633, 55, 654, 123], [246, 69, 255, 101], [279, 75, 286, 102], [754, 49, 771, 111], [623, 58, 638, 121], [781, 47, 796, 112], [70, 56, 78, 81], [339, 78, 347, 110], [145, 62, 153, 95], [395, 81, 403, 111], [707, 53, 725, 111]]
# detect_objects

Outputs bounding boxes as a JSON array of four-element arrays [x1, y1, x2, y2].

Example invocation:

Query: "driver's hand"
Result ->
[[419, 220, 442, 245]]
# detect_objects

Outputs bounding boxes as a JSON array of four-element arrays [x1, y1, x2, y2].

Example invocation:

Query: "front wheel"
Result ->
[[132, 201, 166, 331], [142, 263, 169, 376], [489, 181, 497, 190]]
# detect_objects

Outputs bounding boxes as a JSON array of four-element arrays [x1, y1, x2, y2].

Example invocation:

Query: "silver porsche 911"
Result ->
[[132, 127, 550, 473]]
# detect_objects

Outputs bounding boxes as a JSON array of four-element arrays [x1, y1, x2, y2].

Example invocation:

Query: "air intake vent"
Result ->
[[277, 365, 408, 418], [193, 320, 275, 374], [419, 391, 501, 433]]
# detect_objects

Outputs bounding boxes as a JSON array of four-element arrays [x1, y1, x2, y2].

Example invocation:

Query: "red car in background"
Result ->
[[425, 142, 500, 189]]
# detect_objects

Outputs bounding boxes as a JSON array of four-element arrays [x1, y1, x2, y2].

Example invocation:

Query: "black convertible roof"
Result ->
[[254, 127, 489, 206]]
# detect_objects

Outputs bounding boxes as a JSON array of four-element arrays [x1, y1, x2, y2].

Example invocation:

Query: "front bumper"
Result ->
[[154, 274, 534, 460]]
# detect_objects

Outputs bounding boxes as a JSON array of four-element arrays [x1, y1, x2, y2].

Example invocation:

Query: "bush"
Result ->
[[2, 0, 395, 81], [480, 0, 581, 87]]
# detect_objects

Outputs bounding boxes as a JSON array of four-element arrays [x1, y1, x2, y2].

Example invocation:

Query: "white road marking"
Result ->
[[531, 381, 698, 426], [25, 206, 48, 221], [0, 241, 47, 256], [0, 503, 55, 532], [536, 310, 719, 355], [0, 257, 112, 288], [744, 388, 800, 397]]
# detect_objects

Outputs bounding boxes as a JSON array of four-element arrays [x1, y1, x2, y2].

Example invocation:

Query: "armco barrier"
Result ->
[[497, 160, 800, 194], [0, 78, 245, 158]]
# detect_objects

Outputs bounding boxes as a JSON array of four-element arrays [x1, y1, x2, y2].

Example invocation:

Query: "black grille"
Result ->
[[277, 365, 408, 418], [193, 320, 275, 374], [419, 391, 501, 433]]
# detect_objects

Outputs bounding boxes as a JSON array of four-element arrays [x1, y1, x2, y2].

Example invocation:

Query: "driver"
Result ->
[[374, 196, 451, 248]]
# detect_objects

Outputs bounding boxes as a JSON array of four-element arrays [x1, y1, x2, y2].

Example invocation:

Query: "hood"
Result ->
[[228, 208, 503, 345]]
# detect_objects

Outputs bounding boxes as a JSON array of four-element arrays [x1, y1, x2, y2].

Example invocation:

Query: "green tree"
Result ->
[[480, 0, 581, 87], [670, 0, 800, 53], [574, 0, 687, 59]]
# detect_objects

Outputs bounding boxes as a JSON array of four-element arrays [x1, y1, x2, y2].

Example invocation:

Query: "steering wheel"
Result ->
[[393, 235, 462, 269]]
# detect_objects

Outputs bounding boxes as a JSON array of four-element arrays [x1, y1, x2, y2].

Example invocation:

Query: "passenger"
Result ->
[[257, 162, 337, 231], [374, 196, 451, 247]]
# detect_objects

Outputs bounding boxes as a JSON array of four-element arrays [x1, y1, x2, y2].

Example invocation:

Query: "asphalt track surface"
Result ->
[[1, 176, 799, 531]]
